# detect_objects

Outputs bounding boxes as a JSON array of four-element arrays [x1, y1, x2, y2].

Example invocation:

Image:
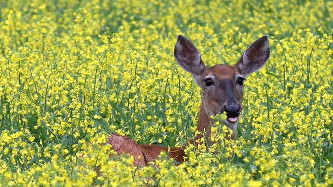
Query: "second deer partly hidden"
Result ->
[[109, 35, 270, 166]]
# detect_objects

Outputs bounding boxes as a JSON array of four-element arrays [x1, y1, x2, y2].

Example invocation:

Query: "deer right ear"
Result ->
[[235, 36, 270, 76], [174, 35, 205, 75]]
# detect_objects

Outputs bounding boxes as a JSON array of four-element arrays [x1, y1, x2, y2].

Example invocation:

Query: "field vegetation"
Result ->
[[0, 0, 332, 186]]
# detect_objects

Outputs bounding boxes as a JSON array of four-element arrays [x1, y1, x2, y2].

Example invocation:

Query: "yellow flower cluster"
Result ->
[[0, 0, 332, 186]]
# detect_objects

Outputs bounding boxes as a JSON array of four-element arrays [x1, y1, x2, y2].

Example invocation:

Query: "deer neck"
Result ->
[[196, 97, 213, 140]]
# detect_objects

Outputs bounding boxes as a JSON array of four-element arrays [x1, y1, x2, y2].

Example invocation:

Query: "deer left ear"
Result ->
[[235, 36, 270, 76]]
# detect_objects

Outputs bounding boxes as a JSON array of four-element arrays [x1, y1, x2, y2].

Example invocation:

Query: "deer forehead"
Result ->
[[204, 65, 239, 80]]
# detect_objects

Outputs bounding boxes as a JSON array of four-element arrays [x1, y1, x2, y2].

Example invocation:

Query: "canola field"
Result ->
[[0, 0, 332, 186]]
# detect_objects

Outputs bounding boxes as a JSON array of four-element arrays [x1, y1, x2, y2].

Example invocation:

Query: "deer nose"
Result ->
[[224, 103, 241, 117]]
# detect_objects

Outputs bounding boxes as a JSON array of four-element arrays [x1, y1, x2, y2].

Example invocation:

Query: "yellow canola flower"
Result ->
[[248, 180, 263, 187]]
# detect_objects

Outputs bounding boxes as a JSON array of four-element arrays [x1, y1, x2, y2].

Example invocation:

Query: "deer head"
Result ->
[[174, 35, 270, 128]]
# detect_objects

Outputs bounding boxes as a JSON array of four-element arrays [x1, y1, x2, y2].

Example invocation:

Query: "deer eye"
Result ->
[[236, 77, 245, 85], [204, 78, 214, 87]]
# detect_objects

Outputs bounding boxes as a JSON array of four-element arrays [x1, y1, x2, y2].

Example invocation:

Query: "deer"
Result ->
[[108, 35, 270, 166]]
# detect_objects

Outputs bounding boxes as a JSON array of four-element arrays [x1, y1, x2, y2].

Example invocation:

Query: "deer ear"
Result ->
[[235, 36, 270, 76], [174, 35, 205, 75]]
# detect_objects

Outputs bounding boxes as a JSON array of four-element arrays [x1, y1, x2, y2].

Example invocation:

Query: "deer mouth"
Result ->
[[222, 103, 241, 124], [226, 116, 238, 123]]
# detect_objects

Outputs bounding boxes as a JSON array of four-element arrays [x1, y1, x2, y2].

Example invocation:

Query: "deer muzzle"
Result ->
[[223, 101, 241, 123]]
